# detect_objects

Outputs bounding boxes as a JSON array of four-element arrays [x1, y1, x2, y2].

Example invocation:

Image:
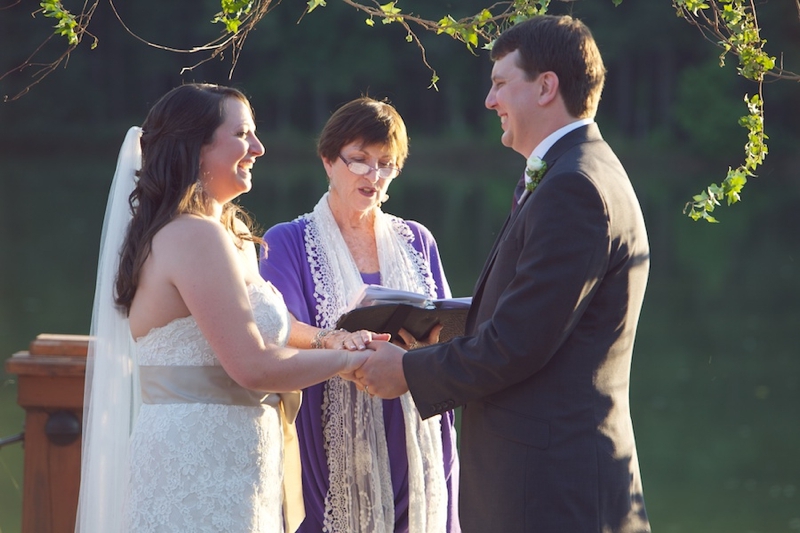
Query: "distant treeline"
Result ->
[[2, 0, 799, 156]]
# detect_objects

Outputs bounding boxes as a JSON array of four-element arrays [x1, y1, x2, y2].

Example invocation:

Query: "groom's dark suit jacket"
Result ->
[[404, 124, 651, 532]]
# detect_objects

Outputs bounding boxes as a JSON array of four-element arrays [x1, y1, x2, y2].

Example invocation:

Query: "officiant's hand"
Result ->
[[354, 340, 408, 399], [323, 329, 391, 351], [395, 324, 443, 350]]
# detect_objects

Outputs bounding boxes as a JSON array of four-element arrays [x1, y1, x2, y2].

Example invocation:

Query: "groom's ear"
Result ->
[[537, 71, 560, 106]]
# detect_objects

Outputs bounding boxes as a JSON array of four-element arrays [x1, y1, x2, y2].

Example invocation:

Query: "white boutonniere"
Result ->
[[525, 154, 548, 193]]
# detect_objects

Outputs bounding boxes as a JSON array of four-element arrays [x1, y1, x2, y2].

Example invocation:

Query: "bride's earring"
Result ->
[[196, 175, 210, 203]]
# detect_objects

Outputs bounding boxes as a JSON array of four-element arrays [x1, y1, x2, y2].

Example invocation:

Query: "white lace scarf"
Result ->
[[303, 193, 447, 533]]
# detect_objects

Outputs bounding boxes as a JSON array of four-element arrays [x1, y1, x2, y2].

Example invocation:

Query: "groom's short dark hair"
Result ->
[[491, 15, 606, 119]]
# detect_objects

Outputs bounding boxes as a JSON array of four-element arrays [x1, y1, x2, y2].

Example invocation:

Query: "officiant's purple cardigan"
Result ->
[[260, 216, 461, 533]]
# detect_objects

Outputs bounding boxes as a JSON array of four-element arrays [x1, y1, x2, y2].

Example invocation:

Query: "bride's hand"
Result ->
[[326, 329, 390, 351]]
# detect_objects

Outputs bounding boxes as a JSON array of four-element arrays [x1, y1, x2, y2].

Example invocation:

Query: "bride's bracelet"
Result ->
[[311, 328, 345, 349]]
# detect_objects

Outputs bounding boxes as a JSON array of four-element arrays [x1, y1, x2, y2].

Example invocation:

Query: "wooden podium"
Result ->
[[5, 334, 88, 533]]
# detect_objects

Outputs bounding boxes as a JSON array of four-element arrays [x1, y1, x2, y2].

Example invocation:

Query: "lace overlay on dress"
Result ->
[[123, 283, 290, 533]]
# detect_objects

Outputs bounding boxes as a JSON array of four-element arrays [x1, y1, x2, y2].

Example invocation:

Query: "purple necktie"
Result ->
[[511, 172, 526, 211]]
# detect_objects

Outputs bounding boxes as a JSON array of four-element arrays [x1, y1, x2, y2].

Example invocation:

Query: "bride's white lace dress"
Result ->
[[122, 283, 290, 532]]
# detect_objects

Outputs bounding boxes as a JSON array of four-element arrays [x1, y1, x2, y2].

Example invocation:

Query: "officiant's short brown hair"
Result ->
[[317, 97, 409, 168]]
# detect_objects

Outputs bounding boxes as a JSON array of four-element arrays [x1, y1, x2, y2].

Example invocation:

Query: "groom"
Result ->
[[356, 15, 652, 533]]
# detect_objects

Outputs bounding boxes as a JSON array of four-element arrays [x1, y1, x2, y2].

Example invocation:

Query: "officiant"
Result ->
[[259, 96, 460, 533]]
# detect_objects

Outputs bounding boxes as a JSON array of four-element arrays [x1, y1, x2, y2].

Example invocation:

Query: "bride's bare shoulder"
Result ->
[[157, 214, 227, 239], [151, 215, 232, 257]]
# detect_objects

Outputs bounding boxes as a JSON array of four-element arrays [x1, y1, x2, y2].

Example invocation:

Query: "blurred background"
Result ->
[[1, 1, 799, 532]]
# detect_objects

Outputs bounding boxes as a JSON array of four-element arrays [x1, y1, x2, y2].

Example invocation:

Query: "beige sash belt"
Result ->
[[139, 365, 305, 533]]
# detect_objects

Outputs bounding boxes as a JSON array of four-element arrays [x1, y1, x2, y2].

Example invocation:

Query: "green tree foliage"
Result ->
[[1, 0, 798, 220]]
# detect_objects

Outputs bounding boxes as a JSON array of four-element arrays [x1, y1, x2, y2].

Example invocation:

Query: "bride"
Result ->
[[75, 83, 383, 533]]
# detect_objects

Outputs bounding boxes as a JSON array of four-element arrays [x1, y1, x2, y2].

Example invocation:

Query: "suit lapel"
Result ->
[[467, 210, 512, 332], [467, 124, 601, 332]]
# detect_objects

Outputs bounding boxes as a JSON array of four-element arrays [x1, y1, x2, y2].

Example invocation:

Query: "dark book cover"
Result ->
[[335, 302, 469, 343]]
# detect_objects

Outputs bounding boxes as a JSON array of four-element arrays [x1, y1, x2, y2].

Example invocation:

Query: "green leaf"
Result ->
[[380, 1, 401, 16], [220, 0, 253, 14], [212, 0, 253, 34], [428, 73, 440, 91], [436, 16, 458, 37], [476, 9, 493, 24], [307, 0, 326, 13], [379, 1, 402, 23], [681, 0, 710, 16], [40, 0, 80, 45]]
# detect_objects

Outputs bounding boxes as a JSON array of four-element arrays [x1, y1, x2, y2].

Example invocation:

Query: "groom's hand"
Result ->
[[355, 340, 408, 399], [337, 331, 391, 382]]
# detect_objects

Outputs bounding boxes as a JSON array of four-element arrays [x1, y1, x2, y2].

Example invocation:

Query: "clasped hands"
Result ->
[[337, 325, 443, 399]]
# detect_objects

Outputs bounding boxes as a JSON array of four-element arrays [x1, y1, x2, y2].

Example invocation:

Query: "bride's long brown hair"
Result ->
[[115, 83, 261, 313]]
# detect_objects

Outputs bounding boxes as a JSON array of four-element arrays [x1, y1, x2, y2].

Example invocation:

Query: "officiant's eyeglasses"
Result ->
[[339, 154, 400, 180]]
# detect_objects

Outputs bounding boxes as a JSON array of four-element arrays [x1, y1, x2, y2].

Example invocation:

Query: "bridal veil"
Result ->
[[75, 126, 142, 533]]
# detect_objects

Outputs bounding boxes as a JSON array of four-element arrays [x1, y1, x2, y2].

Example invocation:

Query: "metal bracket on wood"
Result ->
[[0, 432, 24, 449]]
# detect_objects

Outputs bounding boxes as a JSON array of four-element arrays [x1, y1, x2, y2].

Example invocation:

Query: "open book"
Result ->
[[335, 284, 472, 343]]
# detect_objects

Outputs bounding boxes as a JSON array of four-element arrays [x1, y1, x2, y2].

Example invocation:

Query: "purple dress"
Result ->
[[260, 216, 460, 533]]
